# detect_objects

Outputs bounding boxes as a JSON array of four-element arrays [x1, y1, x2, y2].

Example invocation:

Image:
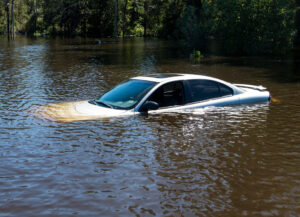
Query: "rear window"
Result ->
[[219, 83, 233, 97], [187, 80, 233, 103]]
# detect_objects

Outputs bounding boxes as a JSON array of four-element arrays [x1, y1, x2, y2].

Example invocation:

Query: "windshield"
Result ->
[[96, 79, 157, 110]]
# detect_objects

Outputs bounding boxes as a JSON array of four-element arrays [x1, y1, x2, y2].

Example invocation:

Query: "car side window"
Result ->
[[187, 79, 233, 103], [147, 81, 185, 108], [219, 83, 233, 97]]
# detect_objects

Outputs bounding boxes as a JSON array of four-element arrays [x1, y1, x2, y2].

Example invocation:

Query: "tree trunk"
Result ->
[[296, 0, 300, 44], [122, 0, 128, 38], [35, 0, 38, 35], [114, 0, 119, 37], [82, 3, 87, 37], [71, 0, 80, 37], [5, 0, 10, 39], [143, 1, 148, 37], [11, 0, 14, 38]]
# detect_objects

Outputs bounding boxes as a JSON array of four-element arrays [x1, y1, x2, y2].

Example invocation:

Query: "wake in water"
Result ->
[[34, 101, 105, 122], [33, 100, 270, 123]]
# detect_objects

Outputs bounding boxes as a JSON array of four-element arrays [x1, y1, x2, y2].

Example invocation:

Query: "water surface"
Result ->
[[0, 37, 299, 217]]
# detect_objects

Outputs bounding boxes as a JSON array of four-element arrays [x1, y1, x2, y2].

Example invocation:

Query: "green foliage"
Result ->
[[190, 49, 204, 59], [212, 0, 296, 55], [295, 0, 300, 44], [0, 0, 33, 34], [175, 5, 209, 49], [159, 0, 185, 39], [172, 0, 296, 55], [0, 4, 6, 33], [0, 0, 297, 55]]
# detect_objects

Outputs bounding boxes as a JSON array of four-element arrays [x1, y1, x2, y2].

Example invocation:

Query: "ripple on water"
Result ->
[[0, 38, 300, 217]]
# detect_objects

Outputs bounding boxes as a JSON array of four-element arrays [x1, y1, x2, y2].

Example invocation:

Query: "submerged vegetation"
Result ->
[[0, 0, 298, 55], [190, 49, 204, 60]]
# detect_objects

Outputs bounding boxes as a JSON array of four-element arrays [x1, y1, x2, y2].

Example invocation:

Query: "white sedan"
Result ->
[[36, 74, 271, 122]]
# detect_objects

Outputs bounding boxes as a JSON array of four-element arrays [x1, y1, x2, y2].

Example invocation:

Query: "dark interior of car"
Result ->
[[148, 81, 184, 108]]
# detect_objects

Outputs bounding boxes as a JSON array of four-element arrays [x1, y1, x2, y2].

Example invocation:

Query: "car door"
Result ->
[[140, 81, 187, 113], [182, 79, 240, 108]]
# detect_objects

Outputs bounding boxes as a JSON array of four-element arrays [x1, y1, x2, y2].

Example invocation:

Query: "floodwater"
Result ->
[[0, 37, 299, 217]]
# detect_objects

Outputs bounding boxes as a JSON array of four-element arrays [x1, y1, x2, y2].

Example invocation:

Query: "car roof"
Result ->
[[132, 73, 245, 95], [132, 73, 224, 83]]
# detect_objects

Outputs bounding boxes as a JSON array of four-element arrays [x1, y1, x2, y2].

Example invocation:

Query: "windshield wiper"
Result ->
[[96, 100, 113, 108], [88, 99, 97, 105], [88, 99, 113, 108]]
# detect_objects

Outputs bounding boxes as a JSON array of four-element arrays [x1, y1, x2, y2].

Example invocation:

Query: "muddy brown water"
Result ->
[[0, 37, 299, 217]]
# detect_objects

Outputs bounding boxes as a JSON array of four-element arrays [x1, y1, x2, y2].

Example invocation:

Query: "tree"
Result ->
[[114, 0, 119, 37], [5, 0, 10, 38], [172, 0, 296, 55], [0, 0, 297, 55], [213, 0, 295, 54], [296, 0, 300, 44], [159, 0, 185, 38], [11, 0, 14, 38], [34, 0, 38, 34], [121, 0, 128, 37]]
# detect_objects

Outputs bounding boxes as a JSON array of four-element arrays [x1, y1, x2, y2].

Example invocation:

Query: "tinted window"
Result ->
[[187, 80, 219, 102], [187, 80, 233, 103], [147, 81, 185, 108], [219, 83, 233, 96]]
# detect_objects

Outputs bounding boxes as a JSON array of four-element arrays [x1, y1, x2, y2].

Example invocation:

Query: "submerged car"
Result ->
[[36, 73, 271, 122]]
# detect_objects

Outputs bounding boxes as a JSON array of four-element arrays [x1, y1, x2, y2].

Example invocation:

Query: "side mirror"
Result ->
[[139, 101, 159, 113]]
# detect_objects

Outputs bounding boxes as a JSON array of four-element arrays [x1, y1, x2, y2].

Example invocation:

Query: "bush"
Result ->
[[213, 0, 296, 55], [190, 49, 204, 59], [175, 0, 296, 55]]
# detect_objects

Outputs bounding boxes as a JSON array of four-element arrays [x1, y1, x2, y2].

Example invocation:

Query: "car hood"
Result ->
[[35, 100, 129, 122], [75, 101, 128, 116]]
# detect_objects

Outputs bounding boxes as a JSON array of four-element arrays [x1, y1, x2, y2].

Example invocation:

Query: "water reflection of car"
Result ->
[[36, 74, 271, 122]]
